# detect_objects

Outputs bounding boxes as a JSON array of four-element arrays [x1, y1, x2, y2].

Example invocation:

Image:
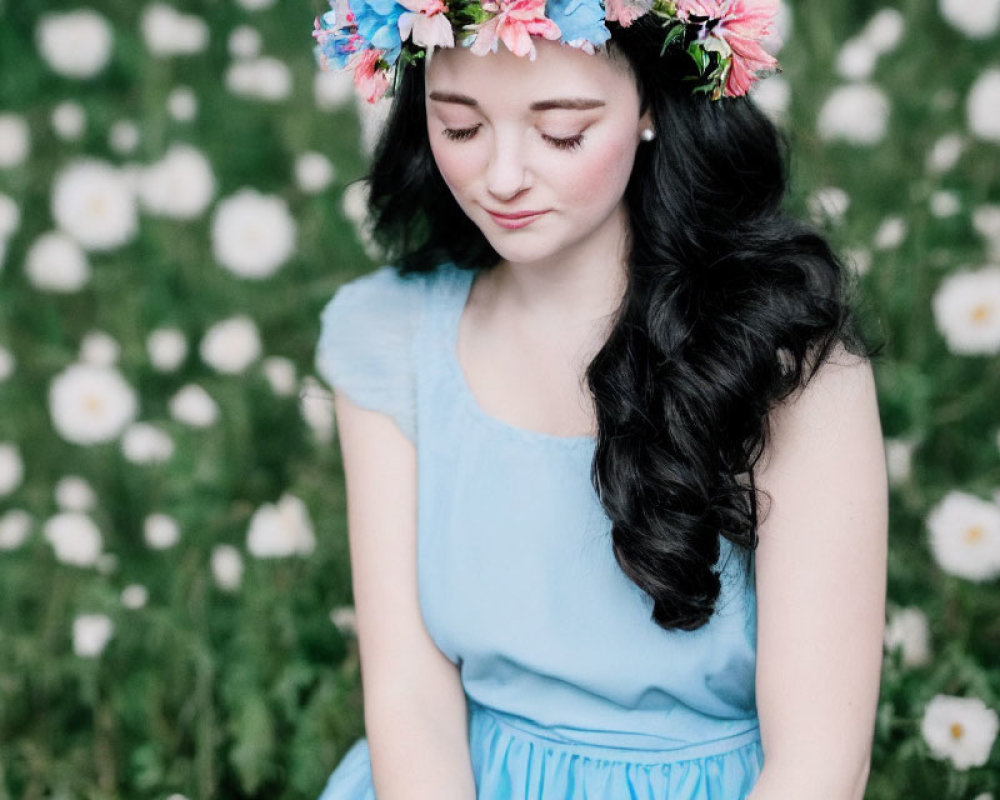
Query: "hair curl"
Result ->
[[363, 18, 874, 632]]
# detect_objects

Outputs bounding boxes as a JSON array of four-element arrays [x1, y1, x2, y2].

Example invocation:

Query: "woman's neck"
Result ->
[[483, 205, 630, 335]]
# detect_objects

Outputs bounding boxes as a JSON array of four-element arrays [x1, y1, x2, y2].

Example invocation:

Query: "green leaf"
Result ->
[[228, 697, 276, 794]]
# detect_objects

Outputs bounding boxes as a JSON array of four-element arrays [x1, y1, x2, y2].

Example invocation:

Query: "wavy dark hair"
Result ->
[[363, 18, 874, 631]]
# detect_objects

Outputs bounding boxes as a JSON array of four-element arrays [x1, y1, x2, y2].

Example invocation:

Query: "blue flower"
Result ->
[[313, 24, 360, 69], [546, 0, 611, 49], [313, 4, 365, 69], [349, 0, 407, 63]]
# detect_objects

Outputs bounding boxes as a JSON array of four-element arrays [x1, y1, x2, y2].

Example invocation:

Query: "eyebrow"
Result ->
[[428, 91, 605, 111]]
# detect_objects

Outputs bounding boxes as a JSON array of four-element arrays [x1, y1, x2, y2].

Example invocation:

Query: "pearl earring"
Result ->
[[640, 128, 656, 142]]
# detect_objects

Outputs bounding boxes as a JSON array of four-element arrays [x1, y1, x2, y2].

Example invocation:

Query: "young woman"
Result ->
[[312, 1, 888, 797]]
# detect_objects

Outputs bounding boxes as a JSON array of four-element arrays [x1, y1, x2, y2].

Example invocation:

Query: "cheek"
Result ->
[[560, 134, 637, 207], [429, 139, 480, 197]]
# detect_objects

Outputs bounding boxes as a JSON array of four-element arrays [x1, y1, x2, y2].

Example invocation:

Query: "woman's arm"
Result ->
[[335, 391, 478, 799], [747, 344, 889, 800]]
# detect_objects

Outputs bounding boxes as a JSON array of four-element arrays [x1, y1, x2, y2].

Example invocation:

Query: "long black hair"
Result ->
[[364, 17, 873, 631]]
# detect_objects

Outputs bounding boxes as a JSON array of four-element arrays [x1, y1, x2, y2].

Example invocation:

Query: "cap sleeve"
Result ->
[[314, 266, 425, 442]]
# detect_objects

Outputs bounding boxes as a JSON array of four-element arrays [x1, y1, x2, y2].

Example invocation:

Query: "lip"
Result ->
[[485, 208, 549, 230]]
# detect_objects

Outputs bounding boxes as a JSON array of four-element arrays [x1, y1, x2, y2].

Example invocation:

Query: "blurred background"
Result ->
[[0, 0, 998, 798]]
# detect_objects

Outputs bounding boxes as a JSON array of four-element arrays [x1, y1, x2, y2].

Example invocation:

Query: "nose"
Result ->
[[485, 131, 530, 201]]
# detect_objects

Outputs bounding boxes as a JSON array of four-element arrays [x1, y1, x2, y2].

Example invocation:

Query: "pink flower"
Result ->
[[468, 0, 562, 59], [398, 0, 455, 50], [352, 49, 392, 103], [604, 0, 653, 28], [676, 0, 779, 96]]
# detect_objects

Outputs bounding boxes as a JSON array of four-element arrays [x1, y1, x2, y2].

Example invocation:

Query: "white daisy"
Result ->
[[54, 475, 97, 512], [299, 375, 335, 444], [843, 247, 873, 276], [228, 25, 262, 59], [0, 113, 31, 169], [873, 216, 908, 250], [330, 605, 357, 636], [146, 327, 188, 372], [225, 57, 293, 102], [211, 544, 244, 591], [235, 0, 278, 11], [926, 490, 1000, 581], [314, 69, 354, 112], [340, 180, 371, 227], [199, 316, 262, 374], [262, 356, 297, 396], [72, 613, 114, 657], [0, 442, 24, 497], [968, 68, 1000, 142], [246, 493, 316, 558], [921, 694, 999, 770], [48, 363, 139, 445], [211, 189, 296, 279], [109, 120, 141, 155], [79, 330, 121, 366], [932, 265, 1000, 355], [807, 186, 851, 226], [141, 3, 210, 57], [973, 205, 1000, 241], [749, 74, 790, 124], [138, 144, 215, 220], [169, 383, 219, 427], [861, 8, 906, 53], [121, 584, 148, 609], [817, 84, 891, 145], [121, 422, 175, 465], [44, 511, 102, 567], [51, 101, 87, 141], [930, 190, 961, 218], [0, 346, 15, 382], [0, 509, 32, 551], [939, 0, 1000, 39], [24, 231, 91, 293], [884, 437, 916, 486], [166, 86, 198, 121], [295, 152, 336, 195], [36, 9, 114, 79], [357, 95, 392, 158], [51, 160, 138, 251], [926, 133, 965, 174], [884, 606, 931, 667], [144, 512, 180, 549], [835, 38, 877, 82]]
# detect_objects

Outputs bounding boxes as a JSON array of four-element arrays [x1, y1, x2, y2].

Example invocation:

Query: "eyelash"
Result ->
[[441, 125, 584, 151]]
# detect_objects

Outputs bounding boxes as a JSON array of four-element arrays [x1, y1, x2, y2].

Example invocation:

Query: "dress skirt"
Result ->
[[317, 698, 764, 800]]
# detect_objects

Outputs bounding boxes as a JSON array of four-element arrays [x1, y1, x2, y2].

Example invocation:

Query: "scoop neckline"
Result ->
[[443, 265, 597, 448]]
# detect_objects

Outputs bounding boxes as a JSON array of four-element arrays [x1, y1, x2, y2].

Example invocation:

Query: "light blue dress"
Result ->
[[314, 262, 763, 799]]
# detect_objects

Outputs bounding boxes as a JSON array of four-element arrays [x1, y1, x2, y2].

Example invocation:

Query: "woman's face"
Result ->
[[424, 39, 651, 269]]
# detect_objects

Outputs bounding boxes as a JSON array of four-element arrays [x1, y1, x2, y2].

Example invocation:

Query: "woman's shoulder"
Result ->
[[321, 261, 462, 316], [313, 262, 463, 441], [316, 262, 456, 355]]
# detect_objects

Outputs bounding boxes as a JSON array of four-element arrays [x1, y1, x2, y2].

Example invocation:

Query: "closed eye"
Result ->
[[441, 126, 584, 150], [542, 133, 584, 151], [442, 125, 480, 141]]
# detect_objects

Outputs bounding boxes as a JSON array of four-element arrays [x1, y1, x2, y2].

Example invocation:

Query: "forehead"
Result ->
[[424, 39, 638, 110]]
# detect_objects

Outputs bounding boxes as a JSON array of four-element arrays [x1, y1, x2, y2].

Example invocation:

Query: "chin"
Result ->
[[485, 238, 565, 266]]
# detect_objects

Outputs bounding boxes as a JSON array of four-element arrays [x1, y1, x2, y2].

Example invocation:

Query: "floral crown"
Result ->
[[312, 0, 780, 104]]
